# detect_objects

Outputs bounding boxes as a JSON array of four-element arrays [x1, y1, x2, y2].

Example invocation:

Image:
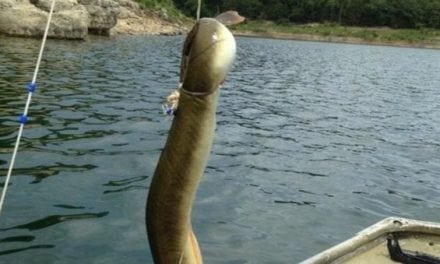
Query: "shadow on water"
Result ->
[[0, 235, 35, 243], [0, 210, 108, 256], [0, 245, 55, 256], [0, 163, 98, 184], [102, 175, 149, 194], [0, 212, 108, 231], [53, 204, 86, 210]]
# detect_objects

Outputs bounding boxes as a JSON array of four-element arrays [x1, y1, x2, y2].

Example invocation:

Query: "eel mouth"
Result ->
[[180, 18, 236, 95], [162, 17, 237, 115]]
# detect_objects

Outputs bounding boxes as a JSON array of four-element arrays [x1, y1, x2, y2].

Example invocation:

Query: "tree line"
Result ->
[[172, 0, 440, 29]]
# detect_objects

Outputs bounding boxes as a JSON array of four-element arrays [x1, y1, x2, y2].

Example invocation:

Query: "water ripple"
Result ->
[[0, 36, 439, 263]]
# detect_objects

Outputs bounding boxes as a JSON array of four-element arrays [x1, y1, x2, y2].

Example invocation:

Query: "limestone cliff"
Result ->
[[0, 0, 185, 39]]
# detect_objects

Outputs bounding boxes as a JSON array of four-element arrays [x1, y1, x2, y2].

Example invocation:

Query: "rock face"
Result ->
[[110, 1, 186, 36], [0, 0, 121, 39], [0, 0, 185, 39], [78, 0, 119, 35]]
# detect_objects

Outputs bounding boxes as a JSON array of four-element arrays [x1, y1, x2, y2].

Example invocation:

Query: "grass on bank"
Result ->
[[233, 20, 440, 45], [134, 0, 190, 22]]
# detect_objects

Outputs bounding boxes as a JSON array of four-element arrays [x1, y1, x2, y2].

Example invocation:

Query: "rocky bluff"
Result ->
[[0, 0, 183, 39]]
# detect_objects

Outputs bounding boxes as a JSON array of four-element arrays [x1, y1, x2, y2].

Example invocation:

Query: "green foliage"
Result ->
[[135, 0, 185, 19], [234, 20, 440, 43], [136, 0, 173, 8], [171, 0, 440, 29]]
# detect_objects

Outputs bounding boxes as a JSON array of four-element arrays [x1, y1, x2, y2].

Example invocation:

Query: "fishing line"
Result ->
[[0, 0, 57, 216], [163, 0, 202, 116], [196, 0, 201, 20]]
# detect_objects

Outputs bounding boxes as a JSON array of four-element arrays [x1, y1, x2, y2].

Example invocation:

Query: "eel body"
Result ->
[[146, 18, 236, 264]]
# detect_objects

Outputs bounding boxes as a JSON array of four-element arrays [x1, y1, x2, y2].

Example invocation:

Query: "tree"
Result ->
[[171, 0, 440, 29], [222, 0, 263, 19]]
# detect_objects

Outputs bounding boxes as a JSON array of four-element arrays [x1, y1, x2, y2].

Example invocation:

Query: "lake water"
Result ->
[[0, 34, 439, 263]]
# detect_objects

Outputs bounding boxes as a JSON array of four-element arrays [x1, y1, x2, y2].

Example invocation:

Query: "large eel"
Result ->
[[146, 18, 237, 264]]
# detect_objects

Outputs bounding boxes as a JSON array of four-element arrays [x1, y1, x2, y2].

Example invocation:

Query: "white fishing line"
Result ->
[[197, 0, 201, 20], [0, 0, 57, 215]]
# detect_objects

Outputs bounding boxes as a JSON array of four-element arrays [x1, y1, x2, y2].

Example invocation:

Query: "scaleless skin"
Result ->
[[146, 18, 236, 264]]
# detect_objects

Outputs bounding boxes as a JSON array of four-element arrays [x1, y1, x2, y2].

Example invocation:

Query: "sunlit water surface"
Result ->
[[0, 35, 439, 263]]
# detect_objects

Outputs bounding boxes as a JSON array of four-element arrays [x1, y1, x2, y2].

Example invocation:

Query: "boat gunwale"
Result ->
[[301, 217, 440, 264]]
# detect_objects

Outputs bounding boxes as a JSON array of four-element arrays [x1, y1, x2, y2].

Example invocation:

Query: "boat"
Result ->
[[301, 217, 440, 264]]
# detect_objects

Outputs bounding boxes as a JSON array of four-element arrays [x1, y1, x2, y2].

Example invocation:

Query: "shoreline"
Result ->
[[2, 9, 437, 50], [110, 15, 440, 50], [232, 31, 440, 50]]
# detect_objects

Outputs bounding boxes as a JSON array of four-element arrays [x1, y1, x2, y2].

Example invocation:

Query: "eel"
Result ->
[[146, 17, 237, 264]]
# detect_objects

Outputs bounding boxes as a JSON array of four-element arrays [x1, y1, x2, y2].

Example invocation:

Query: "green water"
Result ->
[[0, 35, 439, 263]]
